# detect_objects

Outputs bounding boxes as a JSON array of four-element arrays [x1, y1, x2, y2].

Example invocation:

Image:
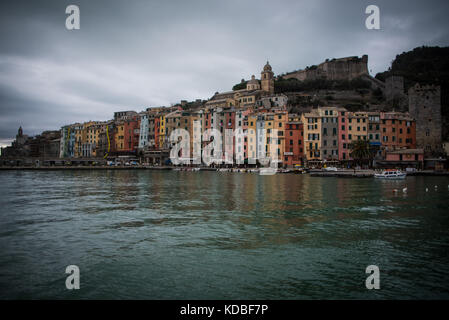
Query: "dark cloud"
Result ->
[[0, 0, 448, 146]]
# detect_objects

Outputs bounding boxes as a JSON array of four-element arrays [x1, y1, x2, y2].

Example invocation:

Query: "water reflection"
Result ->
[[0, 170, 448, 299]]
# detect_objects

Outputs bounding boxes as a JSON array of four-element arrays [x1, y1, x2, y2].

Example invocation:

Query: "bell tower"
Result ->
[[261, 61, 274, 94]]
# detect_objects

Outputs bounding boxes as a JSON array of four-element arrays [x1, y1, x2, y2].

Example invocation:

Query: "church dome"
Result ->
[[248, 75, 258, 84], [263, 61, 272, 72]]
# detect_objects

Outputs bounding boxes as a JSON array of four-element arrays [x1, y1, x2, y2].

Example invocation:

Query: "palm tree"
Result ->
[[349, 140, 372, 167]]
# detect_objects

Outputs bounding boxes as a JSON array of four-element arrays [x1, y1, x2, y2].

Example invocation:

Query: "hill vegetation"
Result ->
[[375, 46, 449, 140]]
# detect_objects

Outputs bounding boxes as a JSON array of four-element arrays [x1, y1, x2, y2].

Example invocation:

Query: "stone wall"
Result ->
[[283, 55, 369, 82]]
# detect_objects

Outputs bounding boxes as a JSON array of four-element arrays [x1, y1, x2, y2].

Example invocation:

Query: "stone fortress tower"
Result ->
[[408, 83, 442, 154], [261, 61, 274, 94]]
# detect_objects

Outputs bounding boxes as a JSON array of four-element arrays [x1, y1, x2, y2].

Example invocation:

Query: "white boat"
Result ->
[[259, 167, 277, 175], [374, 169, 406, 179]]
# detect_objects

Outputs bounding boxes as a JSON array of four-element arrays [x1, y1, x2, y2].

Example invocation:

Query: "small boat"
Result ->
[[259, 167, 277, 175], [374, 169, 406, 179]]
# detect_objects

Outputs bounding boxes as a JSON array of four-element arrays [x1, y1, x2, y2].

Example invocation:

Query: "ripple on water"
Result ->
[[0, 171, 449, 299]]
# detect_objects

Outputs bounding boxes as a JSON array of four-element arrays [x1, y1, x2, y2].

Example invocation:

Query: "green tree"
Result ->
[[349, 140, 372, 167]]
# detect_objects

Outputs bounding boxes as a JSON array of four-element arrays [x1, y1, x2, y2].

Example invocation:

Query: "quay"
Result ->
[[309, 169, 374, 178], [1, 166, 448, 176]]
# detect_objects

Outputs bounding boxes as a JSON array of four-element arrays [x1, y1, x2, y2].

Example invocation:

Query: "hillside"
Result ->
[[375, 46, 449, 140]]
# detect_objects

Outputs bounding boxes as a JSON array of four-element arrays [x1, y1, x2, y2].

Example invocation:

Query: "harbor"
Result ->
[[1, 169, 448, 299]]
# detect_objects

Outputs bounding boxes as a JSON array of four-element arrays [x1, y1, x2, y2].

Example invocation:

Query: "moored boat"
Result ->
[[374, 169, 406, 179], [259, 167, 277, 175]]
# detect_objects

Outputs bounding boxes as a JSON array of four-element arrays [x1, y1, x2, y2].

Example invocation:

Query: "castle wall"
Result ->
[[283, 55, 369, 82]]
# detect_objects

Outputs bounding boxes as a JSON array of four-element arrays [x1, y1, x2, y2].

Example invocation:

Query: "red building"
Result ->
[[123, 116, 140, 154], [338, 110, 350, 161], [380, 112, 416, 151], [284, 121, 304, 167]]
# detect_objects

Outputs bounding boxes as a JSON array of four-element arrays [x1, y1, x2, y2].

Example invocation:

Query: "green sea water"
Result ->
[[0, 170, 448, 299]]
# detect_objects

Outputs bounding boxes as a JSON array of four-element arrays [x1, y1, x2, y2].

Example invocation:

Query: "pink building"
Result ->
[[338, 109, 350, 161], [383, 149, 424, 168]]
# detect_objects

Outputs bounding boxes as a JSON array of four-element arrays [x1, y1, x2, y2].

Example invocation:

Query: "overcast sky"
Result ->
[[1, 0, 448, 146]]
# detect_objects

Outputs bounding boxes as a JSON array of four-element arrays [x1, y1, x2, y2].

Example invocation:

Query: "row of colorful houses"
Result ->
[[58, 105, 418, 168]]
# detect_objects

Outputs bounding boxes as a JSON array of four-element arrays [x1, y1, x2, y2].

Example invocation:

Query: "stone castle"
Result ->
[[282, 55, 369, 81]]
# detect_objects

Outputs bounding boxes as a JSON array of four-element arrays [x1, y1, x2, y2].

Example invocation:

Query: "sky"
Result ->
[[1, 0, 448, 147]]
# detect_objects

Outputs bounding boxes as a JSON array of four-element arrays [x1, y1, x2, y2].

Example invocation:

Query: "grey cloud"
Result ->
[[0, 0, 448, 146]]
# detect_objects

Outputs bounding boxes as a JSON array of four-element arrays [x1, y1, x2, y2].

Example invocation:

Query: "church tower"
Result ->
[[261, 61, 274, 94]]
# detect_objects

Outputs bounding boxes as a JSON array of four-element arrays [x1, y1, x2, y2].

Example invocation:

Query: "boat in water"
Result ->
[[259, 167, 277, 175], [374, 169, 406, 179]]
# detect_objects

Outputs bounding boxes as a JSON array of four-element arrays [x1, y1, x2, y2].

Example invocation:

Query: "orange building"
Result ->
[[284, 119, 304, 167], [380, 112, 416, 151]]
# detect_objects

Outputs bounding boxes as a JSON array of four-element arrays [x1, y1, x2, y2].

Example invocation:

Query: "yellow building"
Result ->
[[164, 111, 181, 149], [348, 112, 368, 143], [301, 109, 321, 161], [114, 121, 125, 152], [247, 114, 258, 161], [158, 115, 166, 149], [265, 111, 287, 162]]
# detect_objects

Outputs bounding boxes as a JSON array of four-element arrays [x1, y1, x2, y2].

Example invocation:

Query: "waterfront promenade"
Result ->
[[0, 165, 448, 176]]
